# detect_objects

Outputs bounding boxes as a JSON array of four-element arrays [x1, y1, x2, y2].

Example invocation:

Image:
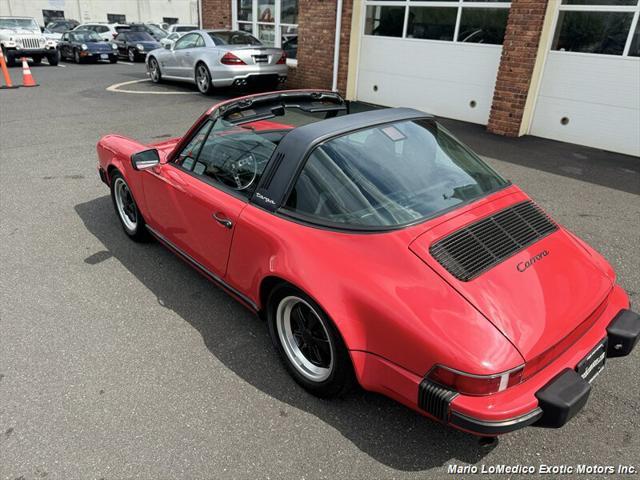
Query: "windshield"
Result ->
[[145, 24, 167, 37], [208, 31, 261, 45], [0, 18, 39, 30], [48, 21, 73, 32], [126, 32, 155, 42], [284, 119, 508, 228], [71, 31, 101, 42]]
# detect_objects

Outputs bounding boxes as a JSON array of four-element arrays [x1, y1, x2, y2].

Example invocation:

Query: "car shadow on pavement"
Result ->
[[75, 195, 496, 472]]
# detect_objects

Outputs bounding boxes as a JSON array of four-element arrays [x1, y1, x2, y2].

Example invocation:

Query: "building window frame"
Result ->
[[550, 1, 640, 57], [362, 0, 512, 46], [232, 0, 299, 66]]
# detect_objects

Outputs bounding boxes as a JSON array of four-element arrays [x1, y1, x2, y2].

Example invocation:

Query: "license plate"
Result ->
[[100, 54, 108, 59], [253, 55, 268, 64], [576, 338, 607, 383]]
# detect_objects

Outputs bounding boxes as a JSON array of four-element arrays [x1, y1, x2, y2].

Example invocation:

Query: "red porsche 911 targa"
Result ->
[[97, 90, 639, 436]]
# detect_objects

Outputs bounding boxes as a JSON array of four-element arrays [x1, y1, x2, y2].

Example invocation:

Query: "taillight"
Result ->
[[220, 52, 246, 65], [276, 51, 287, 64], [112, 32, 117, 38], [427, 365, 524, 396]]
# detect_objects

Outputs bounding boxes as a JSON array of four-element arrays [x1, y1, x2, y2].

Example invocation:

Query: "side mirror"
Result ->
[[131, 149, 160, 170], [164, 43, 171, 49]]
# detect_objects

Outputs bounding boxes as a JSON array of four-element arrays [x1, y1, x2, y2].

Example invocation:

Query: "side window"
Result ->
[[194, 34, 205, 48], [174, 33, 197, 50], [98, 26, 109, 33], [191, 123, 276, 195], [176, 120, 213, 171], [62, 33, 69, 41]]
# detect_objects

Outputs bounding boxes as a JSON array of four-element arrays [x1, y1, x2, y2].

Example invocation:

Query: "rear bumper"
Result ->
[[353, 285, 638, 436], [211, 64, 288, 87], [443, 306, 638, 435]]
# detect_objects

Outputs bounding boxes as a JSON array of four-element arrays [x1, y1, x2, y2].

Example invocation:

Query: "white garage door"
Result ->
[[356, 2, 511, 125], [530, 2, 640, 157]]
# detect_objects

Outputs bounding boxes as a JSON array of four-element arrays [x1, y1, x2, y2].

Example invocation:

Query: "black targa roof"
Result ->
[[250, 106, 432, 212]]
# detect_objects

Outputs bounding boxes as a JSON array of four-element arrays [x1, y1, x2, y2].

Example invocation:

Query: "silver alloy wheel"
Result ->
[[276, 296, 334, 382], [128, 49, 135, 62], [149, 58, 160, 82], [196, 64, 210, 93], [114, 177, 137, 232]]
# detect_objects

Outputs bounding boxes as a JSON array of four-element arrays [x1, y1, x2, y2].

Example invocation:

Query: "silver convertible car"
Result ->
[[145, 29, 288, 94]]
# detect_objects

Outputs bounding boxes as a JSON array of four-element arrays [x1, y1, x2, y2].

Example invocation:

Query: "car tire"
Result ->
[[46, 52, 59, 66], [195, 62, 213, 95], [31, 56, 42, 65], [109, 170, 150, 242], [74, 49, 82, 64], [109, 56, 118, 64], [148, 57, 162, 83], [267, 285, 356, 399], [128, 48, 137, 62]]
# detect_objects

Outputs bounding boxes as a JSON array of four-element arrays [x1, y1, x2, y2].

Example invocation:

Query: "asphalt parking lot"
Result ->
[[1, 61, 639, 479]]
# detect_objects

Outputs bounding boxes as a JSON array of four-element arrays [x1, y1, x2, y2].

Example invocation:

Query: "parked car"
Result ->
[[146, 22, 169, 32], [159, 31, 184, 49], [0, 16, 58, 66], [58, 29, 117, 63], [167, 24, 198, 33], [74, 22, 130, 41], [146, 29, 287, 94], [128, 23, 168, 42], [113, 31, 161, 62], [96, 90, 639, 436], [42, 27, 62, 44]]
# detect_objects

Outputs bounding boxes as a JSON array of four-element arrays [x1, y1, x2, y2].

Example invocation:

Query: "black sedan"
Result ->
[[113, 31, 161, 62], [58, 30, 118, 64]]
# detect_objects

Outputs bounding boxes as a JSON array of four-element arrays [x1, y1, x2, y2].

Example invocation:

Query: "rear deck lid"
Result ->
[[409, 196, 613, 361]]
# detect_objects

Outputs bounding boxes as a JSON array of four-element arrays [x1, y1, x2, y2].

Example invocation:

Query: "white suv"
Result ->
[[0, 16, 58, 66], [74, 23, 130, 41]]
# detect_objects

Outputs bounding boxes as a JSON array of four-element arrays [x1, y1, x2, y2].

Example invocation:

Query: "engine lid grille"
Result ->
[[430, 200, 558, 281]]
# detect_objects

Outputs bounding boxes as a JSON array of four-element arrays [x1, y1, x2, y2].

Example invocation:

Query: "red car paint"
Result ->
[[97, 90, 632, 435]]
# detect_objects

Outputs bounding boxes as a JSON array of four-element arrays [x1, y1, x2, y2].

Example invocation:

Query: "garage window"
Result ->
[[364, 0, 511, 44], [407, 7, 457, 41], [233, 0, 298, 63], [552, 1, 640, 56]]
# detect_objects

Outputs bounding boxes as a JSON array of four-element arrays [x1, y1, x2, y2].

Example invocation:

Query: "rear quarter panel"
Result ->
[[226, 204, 524, 378]]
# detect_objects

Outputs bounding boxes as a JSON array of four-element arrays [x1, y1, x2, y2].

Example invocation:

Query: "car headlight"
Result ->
[[81, 43, 88, 51], [136, 43, 144, 51], [39, 37, 45, 45], [111, 43, 117, 50]]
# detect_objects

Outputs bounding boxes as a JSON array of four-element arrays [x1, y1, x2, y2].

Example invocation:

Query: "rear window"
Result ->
[[176, 25, 197, 32], [115, 26, 130, 33], [208, 31, 261, 45], [284, 120, 508, 229]]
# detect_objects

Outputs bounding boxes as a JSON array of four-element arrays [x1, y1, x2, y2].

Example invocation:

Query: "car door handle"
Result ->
[[212, 213, 233, 229]]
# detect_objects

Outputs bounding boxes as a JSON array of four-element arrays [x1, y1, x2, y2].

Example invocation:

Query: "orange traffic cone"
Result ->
[[0, 54, 18, 89], [20, 57, 39, 87]]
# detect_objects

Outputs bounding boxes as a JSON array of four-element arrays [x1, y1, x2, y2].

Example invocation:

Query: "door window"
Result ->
[[176, 119, 277, 196], [176, 120, 214, 170], [174, 33, 198, 50], [195, 34, 205, 48]]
